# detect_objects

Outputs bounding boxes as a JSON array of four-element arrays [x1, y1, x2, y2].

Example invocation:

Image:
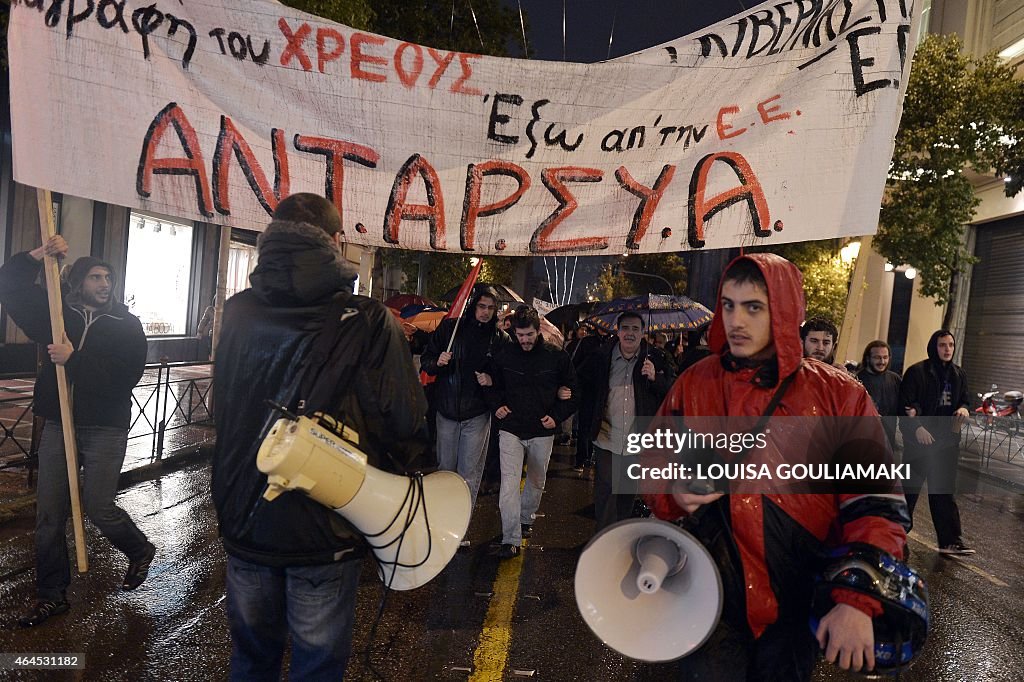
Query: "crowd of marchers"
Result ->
[[1, 194, 972, 680]]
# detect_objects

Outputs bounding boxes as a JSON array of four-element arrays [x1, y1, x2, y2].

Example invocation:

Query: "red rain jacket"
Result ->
[[644, 254, 908, 638]]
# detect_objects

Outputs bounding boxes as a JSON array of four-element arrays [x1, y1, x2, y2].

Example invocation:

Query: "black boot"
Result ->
[[122, 542, 157, 591], [18, 599, 70, 627]]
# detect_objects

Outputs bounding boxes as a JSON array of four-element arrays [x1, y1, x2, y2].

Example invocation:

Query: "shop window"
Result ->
[[124, 213, 194, 336]]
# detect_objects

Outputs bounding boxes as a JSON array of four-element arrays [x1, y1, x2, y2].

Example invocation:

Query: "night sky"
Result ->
[[500, 0, 752, 62]]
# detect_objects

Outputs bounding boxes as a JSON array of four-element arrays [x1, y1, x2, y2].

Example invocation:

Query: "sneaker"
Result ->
[[123, 542, 157, 591], [938, 542, 976, 556], [18, 599, 70, 627], [521, 524, 533, 539], [498, 543, 520, 559]]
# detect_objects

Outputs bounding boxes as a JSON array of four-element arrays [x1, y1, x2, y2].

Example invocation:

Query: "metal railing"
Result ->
[[129, 360, 215, 462], [961, 415, 1024, 468], [0, 361, 215, 473]]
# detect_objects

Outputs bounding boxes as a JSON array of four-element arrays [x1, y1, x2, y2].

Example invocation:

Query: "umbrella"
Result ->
[[385, 293, 435, 310], [545, 302, 600, 331], [398, 304, 446, 319], [583, 294, 713, 333], [439, 282, 524, 308], [403, 310, 448, 335]]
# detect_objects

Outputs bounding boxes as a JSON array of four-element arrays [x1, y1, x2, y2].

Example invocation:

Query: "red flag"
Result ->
[[446, 259, 484, 321], [420, 260, 483, 387]]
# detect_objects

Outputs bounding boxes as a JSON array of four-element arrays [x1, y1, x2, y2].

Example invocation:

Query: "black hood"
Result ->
[[926, 329, 955, 366], [249, 220, 358, 306], [461, 285, 500, 331]]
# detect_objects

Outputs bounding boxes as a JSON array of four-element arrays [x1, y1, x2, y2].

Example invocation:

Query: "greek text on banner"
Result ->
[[9, 0, 917, 255]]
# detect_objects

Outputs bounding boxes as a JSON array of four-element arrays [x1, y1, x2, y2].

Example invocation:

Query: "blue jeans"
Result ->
[[225, 556, 361, 681], [435, 412, 491, 510], [498, 431, 553, 545], [35, 421, 151, 601]]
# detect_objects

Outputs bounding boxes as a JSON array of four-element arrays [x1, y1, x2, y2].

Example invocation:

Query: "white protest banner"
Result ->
[[532, 298, 556, 317], [9, 0, 917, 256]]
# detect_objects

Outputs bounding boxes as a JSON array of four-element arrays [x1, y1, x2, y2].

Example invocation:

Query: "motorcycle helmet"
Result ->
[[810, 544, 929, 676]]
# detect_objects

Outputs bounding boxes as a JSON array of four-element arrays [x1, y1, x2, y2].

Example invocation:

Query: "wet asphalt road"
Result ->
[[0, 447, 1021, 681]]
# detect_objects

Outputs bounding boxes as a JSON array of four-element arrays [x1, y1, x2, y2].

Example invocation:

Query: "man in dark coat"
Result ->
[[0, 237, 153, 627], [856, 340, 902, 449], [578, 311, 676, 531], [421, 285, 510, 511], [900, 330, 974, 556], [484, 306, 577, 558], [212, 193, 429, 679]]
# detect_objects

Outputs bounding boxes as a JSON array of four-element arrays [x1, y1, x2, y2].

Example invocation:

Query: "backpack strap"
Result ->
[[293, 292, 371, 416]]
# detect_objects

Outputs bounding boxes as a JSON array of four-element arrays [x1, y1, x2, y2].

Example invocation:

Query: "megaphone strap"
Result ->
[[362, 473, 435, 575]]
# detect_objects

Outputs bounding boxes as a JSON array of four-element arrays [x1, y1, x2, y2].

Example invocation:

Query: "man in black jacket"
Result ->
[[856, 340, 902, 449], [420, 285, 510, 512], [0, 237, 153, 627], [900, 330, 973, 556], [484, 306, 577, 558], [579, 312, 676, 532], [212, 193, 428, 679]]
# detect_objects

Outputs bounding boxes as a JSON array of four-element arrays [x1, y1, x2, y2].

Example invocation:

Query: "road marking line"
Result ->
[[907, 531, 1008, 587], [469, 542, 526, 681]]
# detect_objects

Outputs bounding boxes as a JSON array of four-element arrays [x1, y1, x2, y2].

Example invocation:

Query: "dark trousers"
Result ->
[[903, 440, 964, 547], [35, 421, 151, 601], [677, 616, 819, 682], [592, 446, 635, 533], [575, 430, 593, 468]]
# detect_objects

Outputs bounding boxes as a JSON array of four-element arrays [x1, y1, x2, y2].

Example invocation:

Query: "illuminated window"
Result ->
[[124, 213, 194, 336], [226, 242, 257, 299]]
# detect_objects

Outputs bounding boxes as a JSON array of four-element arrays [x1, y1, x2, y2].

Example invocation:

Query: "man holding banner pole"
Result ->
[[0, 234, 154, 627]]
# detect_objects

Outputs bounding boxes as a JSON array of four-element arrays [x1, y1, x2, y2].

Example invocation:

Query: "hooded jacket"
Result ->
[[643, 254, 908, 638], [420, 290, 511, 421], [485, 334, 578, 440], [211, 220, 429, 567], [0, 252, 147, 428], [899, 331, 970, 444]]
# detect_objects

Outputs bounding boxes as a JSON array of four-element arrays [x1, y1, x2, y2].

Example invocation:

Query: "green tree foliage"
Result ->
[[282, 0, 522, 57], [380, 250, 516, 302], [751, 239, 850, 326], [594, 254, 687, 300], [876, 34, 1024, 314], [280, 0, 376, 30]]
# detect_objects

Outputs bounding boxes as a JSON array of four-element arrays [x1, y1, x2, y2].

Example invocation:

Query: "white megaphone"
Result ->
[[574, 518, 722, 662], [256, 410, 471, 591]]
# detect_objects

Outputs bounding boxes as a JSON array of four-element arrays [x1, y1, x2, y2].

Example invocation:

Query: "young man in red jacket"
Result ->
[[644, 254, 909, 680]]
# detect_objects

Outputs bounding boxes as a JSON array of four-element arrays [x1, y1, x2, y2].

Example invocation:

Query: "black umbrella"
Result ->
[[545, 302, 600, 331], [583, 294, 713, 333], [439, 282, 524, 307]]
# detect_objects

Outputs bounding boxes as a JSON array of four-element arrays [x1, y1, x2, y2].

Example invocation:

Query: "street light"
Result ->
[[839, 240, 861, 264], [613, 266, 674, 295]]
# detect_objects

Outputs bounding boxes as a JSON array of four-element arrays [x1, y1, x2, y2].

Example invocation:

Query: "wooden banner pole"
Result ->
[[35, 188, 88, 573]]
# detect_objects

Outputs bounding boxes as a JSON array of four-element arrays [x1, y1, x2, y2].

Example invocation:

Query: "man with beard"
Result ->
[[856, 341, 902, 449], [484, 306, 577, 558], [578, 311, 675, 531], [421, 285, 510, 513], [900, 330, 974, 556], [0, 236, 153, 627], [801, 317, 839, 365]]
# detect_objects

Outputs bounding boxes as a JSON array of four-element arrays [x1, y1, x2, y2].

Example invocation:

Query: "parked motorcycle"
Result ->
[[973, 384, 1024, 435]]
